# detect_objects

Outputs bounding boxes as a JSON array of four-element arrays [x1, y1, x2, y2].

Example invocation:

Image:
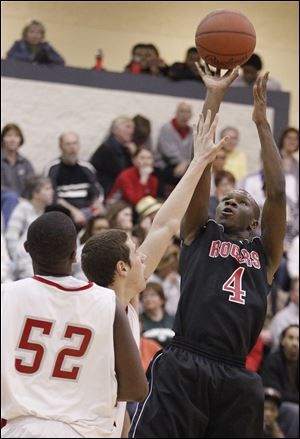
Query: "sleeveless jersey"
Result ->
[[1, 275, 117, 438], [110, 303, 140, 438], [173, 220, 270, 363]]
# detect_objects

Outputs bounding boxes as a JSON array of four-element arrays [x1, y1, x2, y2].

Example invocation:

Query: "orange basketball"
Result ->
[[195, 9, 256, 69]]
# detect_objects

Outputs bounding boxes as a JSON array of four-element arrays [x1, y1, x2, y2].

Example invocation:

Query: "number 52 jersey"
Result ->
[[1, 275, 117, 438], [174, 220, 270, 362]]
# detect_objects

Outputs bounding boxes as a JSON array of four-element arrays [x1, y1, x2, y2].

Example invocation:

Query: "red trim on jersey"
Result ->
[[32, 275, 93, 292]]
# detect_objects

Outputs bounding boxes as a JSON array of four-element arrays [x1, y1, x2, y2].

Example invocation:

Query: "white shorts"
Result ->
[[1, 416, 83, 438]]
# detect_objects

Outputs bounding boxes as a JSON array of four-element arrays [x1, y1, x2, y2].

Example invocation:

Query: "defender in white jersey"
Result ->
[[1, 212, 148, 438], [81, 109, 230, 436]]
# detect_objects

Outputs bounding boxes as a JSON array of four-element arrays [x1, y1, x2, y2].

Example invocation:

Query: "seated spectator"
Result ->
[[1, 233, 12, 283], [124, 43, 148, 74], [105, 201, 133, 234], [263, 388, 285, 438], [261, 325, 299, 439], [278, 128, 299, 205], [148, 243, 181, 317], [5, 175, 53, 261], [6, 19, 65, 65], [1, 123, 34, 227], [168, 47, 202, 81], [208, 170, 236, 219], [140, 282, 175, 347], [44, 132, 103, 228], [132, 114, 152, 149], [219, 126, 247, 182], [239, 165, 265, 210], [72, 214, 110, 281], [232, 53, 282, 90], [287, 235, 299, 280], [270, 278, 299, 352], [154, 102, 193, 197], [144, 44, 169, 77], [135, 195, 162, 234], [107, 147, 158, 206], [210, 148, 227, 195], [90, 116, 136, 196]]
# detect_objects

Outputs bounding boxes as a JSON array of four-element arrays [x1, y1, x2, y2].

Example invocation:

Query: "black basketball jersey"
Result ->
[[174, 220, 270, 362]]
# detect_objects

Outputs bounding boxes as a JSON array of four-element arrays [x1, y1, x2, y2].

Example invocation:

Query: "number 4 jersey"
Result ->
[[1, 275, 117, 438], [174, 220, 270, 362]]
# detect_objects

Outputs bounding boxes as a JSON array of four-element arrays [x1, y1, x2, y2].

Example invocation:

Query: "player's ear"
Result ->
[[249, 218, 259, 231], [116, 260, 129, 278]]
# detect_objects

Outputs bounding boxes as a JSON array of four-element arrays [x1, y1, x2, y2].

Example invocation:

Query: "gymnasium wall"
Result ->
[[1, 1, 298, 127]]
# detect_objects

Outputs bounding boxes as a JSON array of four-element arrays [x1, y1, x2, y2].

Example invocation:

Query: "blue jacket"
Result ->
[[7, 40, 65, 65]]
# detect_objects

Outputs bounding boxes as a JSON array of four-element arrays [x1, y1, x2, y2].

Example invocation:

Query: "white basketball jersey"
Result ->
[[1, 275, 117, 438], [110, 303, 140, 438]]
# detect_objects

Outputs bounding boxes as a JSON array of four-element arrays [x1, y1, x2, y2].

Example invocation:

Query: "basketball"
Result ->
[[195, 9, 256, 69]]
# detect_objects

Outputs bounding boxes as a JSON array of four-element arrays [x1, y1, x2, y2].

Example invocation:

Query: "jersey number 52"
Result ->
[[15, 318, 93, 380]]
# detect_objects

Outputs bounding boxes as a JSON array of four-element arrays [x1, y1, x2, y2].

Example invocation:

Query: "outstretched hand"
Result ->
[[192, 110, 229, 165], [252, 72, 269, 125], [195, 61, 239, 94]]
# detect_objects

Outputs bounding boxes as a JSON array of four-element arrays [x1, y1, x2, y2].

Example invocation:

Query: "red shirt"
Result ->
[[171, 118, 191, 139], [246, 336, 264, 372], [107, 166, 158, 205]]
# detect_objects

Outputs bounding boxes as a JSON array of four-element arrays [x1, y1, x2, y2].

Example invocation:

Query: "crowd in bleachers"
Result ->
[[2, 18, 299, 439]]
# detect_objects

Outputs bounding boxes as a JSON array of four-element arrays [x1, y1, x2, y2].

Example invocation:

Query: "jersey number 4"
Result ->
[[222, 267, 246, 305], [15, 318, 93, 380]]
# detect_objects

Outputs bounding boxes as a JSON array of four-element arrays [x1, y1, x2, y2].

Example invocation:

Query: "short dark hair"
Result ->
[[81, 229, 131, 287], [186, 47, 198, 56], [235, 189, 260, 221], [131, 43, 147, 55], [242, 53, 262, 71], [141, 282, 166, 306], [1, 123, 24, 147], [214, 170, 236, 187], [26, 212, 77, 267], [278, 127, 299, 152], [146, 44, 159, 56]]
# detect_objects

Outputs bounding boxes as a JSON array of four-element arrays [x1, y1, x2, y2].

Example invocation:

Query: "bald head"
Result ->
[[175, 102, 192, 127], [59, 132, 80, 165]]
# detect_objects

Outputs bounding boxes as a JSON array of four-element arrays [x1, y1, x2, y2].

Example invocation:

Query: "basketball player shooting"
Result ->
[[129, 65, 286, 438]]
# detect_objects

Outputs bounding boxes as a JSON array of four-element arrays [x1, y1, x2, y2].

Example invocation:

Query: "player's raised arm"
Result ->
[[140, 110, 228, 279], [253, 72, 286, 284], [180, 62, 239, 244], [114, 297, 148, 401]]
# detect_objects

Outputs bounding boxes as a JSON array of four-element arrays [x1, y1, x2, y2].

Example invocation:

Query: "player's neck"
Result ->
[[109, 279, 130, 308], [33, 262, 72, 277], [226, 229, 252, 242]]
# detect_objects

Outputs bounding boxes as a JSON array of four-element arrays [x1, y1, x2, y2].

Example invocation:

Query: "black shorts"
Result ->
[[129, 344, 264, 438]]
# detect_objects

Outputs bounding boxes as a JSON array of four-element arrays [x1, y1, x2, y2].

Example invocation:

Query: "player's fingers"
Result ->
[[197, 113, 204, 136], [204, 62, 212, 75], [215, 136, 230, 152], [216, 68, 221, 76], [195, 61, 204, 78]]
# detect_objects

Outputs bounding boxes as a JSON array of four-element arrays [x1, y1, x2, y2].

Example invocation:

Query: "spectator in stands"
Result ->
[[278, 128, 299, 205], [1, 123, 34, 227], [148, 243, 181, 317], [105, 201, 133, 234], [1, 233, 12, 283], [208, 170, 236, 219], [155, 102, 193, 197], [139, 317, 161, 372], [144, 44, 169, 76], [132, 114, 152, 149], [232, 53, 282, 91], [91, 116, 136, 196], [135, 195, 162, 235], [239, 158, 265, 210], [261, 325, 299, 439], [270, 278, 299, 352], [124, 43, 148, 74], [5, 175, 53, 278], [107, 147, 158, 206], [246, 335, 264, 373], [44, 132, 103, 228], [210, 147, 227, 195], [140, 282, 174, 347], [6, 20, 65, 65], [263, 388, 285, 438], [219, 126, 247, 182], [287, 235, 299, 280], [168, 47, 202, 81]]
